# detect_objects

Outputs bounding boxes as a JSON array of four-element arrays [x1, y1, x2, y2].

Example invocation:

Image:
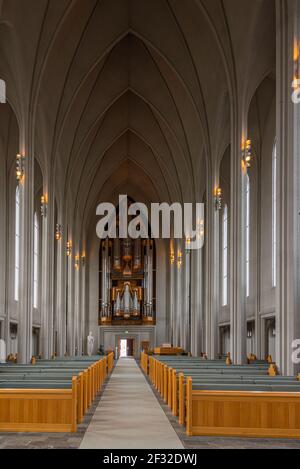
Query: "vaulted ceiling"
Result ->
[[0, 0, 276, 239]]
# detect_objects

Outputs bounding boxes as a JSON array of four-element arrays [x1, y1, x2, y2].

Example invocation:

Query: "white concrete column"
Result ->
[[40, 185, 55, 359], [56, 223, 66, 356], [18, 145, 34, 363], [173, 238, 181, 347], [66, 250, 75, 355], [204, 176, 219, 359], [0, 151, 8, 349], [190, 247, 203, 356], [183, 247, 191, 352], [79, 257, 86, 355], [74, 258, 80, 356], [168, 239, 174, 344], [229, 111, 248, 364], [176, 239, 184, 348], [254, 158, 262, 359], [275, 0, 300, 375]]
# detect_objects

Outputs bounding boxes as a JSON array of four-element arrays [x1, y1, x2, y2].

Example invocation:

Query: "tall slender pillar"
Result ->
[[56, 222, 66, 356], [230, 115, 247, 364], [66, 251, 75, 355], [0, 154, 8, 346], [173, 238, 181, 347], [18, 144, 34, 363], [79, 257, 86, 355], [204, 175, 219, 359], [183, 247, 191, 352], [168, 239, 175, 344], [40, 185, 55, 359], [74, 258, 80, 355], [190, 248, 203, 356], [276, 0, 300, 375]]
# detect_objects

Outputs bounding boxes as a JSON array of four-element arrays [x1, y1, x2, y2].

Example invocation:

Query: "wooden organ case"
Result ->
[[99, 238, 156, 325]]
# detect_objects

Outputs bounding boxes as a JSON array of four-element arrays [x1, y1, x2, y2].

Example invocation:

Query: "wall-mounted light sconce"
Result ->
[[40, 195, 47, 217], [197, 218, 205, 239], [75, 255, 80, 270], [170, 252, 175, 264], [177, 250, 182, 269], [214, 187, 222, 211], [293, 39, 299, 85], [66, 240, 72, 257], [242, 139, 252, 169], [185, 236, 191, 251], [81, 254, 86, 267], [55, 224, 62, 241], [16, 154, 25, 183]]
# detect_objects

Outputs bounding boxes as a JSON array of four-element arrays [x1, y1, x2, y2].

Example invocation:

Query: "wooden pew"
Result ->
[[154, 347, 184, 355], [0, 376, 78, 433], [185, 377, 300, 438], [0, 355, 112, 433], [148, 355, 300, 439]]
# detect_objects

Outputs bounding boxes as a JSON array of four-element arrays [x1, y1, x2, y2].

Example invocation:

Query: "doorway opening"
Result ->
[[32, 327, 40, 357], [264, 317, 276, 361], [219, 325, 230, 356], [119, 338, 134, 358]]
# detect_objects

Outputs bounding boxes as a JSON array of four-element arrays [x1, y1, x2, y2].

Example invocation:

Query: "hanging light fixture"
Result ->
[[40, 195, 47, 217], [16, 154, 25, 183], [242, 139, 252, 169], [214, 187, 222, 211], [55, 223, 62, 241]]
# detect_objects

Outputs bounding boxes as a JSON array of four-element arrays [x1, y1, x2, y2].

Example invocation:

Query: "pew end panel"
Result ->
[[172, 370, 178, 416], [0, 382, 78, 433], [77, 373, 84, 423], [186, 377, 193, 436], [187, 388, 300, 438], [269, 364, 279, 376], [167, 368, 172, 408], [178, 373, 185, 426]]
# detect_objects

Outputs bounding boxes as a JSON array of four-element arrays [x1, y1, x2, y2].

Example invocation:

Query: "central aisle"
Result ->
[[80, 358, 184, 449]]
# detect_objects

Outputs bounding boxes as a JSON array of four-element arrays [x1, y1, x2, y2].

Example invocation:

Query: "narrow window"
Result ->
[[272, 142, 277, 287], [222, 204, 228, 306], [246, 175, 250, 297], [33, 212, 39, 308], [14, 187, 20, 301]]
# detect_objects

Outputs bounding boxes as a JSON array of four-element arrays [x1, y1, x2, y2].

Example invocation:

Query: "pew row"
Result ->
[[185, 378, 300, 438], [142, 353, 300, 439], [0, 352, 114, 433]]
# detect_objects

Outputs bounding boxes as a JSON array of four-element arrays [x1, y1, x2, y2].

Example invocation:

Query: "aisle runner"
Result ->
[[80, 357, 183, 449]]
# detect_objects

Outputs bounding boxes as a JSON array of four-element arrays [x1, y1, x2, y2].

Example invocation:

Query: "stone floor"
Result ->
[[1, 359, 300, 449]]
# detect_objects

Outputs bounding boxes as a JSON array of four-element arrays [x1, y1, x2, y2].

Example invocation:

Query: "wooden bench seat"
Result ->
[[0, 353, 114, 433], [191, 383, 300, 391], [0, 381, 73, 388], [0, 377, 78, 433], [185, 378, 300, 438], [143, 353, 300, 439], [180, 377, 300, 385]]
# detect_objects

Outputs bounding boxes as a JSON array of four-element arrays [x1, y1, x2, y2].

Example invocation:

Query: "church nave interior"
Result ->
[[0, 0, 300, 451]]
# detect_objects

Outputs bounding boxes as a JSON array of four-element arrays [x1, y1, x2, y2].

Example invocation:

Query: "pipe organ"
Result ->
[[99, 238, 155, 325]]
